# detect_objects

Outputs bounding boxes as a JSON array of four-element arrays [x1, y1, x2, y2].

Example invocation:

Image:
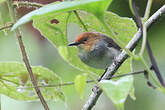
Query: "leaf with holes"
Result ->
[[32, 10, 137, 76], [33, 12, 104, 75], [0, 62, 64, 101]]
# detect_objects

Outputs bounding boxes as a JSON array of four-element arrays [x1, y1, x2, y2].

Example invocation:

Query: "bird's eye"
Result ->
[[83, 38, 88, 42]]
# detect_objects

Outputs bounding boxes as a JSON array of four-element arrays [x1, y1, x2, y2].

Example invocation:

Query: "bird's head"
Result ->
[[68, 32, 102, 52]]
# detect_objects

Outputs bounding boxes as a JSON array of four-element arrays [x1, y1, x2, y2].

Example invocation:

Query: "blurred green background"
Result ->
[[0, 0, 165, 110]]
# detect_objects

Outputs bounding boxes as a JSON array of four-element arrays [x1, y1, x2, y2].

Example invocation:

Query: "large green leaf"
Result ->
[[11, 0, 112, 30], [32, 11, 137, 75], [100, 58, 134, 110], [12, 0, 137, 75], [100, 75, 134, 110], [33, 12, 104, 75], [0, 62, 64, 101]]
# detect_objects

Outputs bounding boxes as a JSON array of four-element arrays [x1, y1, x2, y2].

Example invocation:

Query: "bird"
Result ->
[[68, 32, 121, 69]]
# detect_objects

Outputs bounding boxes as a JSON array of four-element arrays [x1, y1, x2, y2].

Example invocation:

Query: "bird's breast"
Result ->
[[78, 44, 116, 69]]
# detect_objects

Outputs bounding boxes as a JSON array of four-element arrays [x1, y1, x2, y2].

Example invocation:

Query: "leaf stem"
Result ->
[[74, 11, 88, 31]]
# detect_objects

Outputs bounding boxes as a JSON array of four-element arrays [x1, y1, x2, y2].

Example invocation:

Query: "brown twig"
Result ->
[[13, 1, 43, 8], [7, 0, 49, 110]]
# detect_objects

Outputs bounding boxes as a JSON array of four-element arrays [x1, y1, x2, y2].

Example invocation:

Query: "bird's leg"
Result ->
[[97, 56, 118, 82], [144, 70, 156, 89], [92, 68, 108, 93], [97, 68, 108, 82]]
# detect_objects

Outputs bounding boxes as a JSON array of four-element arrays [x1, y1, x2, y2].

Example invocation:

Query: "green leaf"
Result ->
[[11, 0, 112, 30], [74, 74, 86, 99], [100, 75, 133, 110], [12, 0, 137, 75], [33, 12, 104, 75], [0, 62, 65, 101]]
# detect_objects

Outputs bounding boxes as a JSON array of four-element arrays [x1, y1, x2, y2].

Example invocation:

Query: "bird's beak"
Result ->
[[68, 42, 80, 46]]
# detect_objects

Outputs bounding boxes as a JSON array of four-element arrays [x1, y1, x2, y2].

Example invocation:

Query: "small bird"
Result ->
[[68, 32, 121, 69]]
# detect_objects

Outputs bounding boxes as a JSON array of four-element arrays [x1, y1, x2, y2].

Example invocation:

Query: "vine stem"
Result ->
[[129, 0, 135, 16], [7, 0, 49, 110], [82, 5, 165, 110], [139, 56, 161, 87], [144, 0, 153, 20], [139, 23, 147, 56], [139, 0, 153, 56], [131, 0, 162, 87]]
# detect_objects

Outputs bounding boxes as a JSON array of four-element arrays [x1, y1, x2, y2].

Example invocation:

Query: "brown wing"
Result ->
[[100, 33, 121, 50]]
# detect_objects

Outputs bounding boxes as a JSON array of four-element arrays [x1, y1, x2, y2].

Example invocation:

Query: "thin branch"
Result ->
[[82, 5, 165, 110], [7, 0, 49, 110], [0, 23, 13, 30], [17, 70, 145, 89], [13, 1, 43, 8]]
